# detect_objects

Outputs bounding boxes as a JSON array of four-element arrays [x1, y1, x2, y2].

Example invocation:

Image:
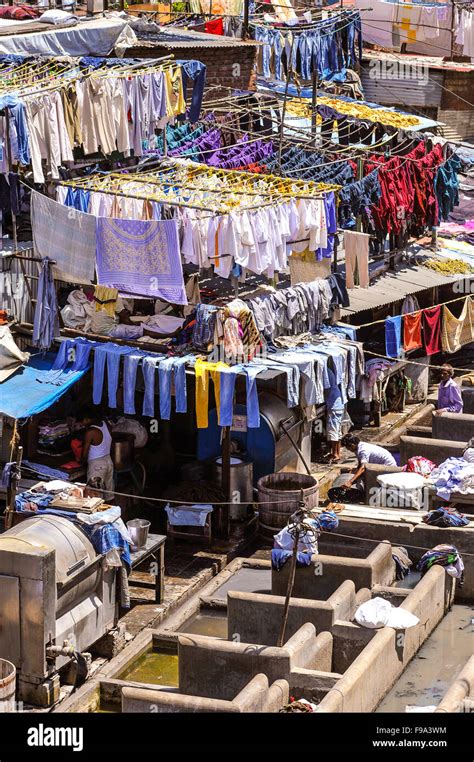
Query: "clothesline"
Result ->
[[351, 293, 471, 327], [58, 160, 339, 214], [250, 9, 363, 33], [361, 22, 474, 107], [32, 480, 474, 554], [201, 99, 403, 158], [363, 348, 474, 375]]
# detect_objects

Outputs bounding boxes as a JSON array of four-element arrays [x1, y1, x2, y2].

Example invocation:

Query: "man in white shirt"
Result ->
[[342, 433, 397, 489]]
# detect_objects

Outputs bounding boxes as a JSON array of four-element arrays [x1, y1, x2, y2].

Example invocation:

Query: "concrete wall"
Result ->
[[121, 674, 289, 713], [436, 656, 474, 713], [364, 463, 403, 502], [317, 566, 455, 712], [432, 412, 474, 442], [227, 580, 361, 646], [318, 517, 474, 602], [400, 436, 466, 465], [271, 543, 395, 600], [461, 387, 474, 415], [178, 623, 329, 700]]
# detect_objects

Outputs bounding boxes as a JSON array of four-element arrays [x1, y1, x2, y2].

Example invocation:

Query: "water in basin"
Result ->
[[177, 610, 228, 638], [119, 649, 179, 687], [211, 567, 271, 601]]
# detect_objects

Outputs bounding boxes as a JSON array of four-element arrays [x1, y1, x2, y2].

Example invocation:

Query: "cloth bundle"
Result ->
[[403, 456, 436, 478], [429, 457, 474, 500], [392, 546, 412, 580], [422, 508, 470, 528], [417, 544, 464, 584], [271, 549, 312, 571]]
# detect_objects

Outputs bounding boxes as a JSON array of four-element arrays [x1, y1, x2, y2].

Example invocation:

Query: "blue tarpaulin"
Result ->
[[0, 353, 88, 419]]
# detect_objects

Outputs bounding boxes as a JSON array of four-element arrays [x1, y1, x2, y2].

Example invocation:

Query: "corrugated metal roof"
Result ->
[[341, 264, 466, 316], [362, 49, 474, 73], [361, 72, 443, 109]]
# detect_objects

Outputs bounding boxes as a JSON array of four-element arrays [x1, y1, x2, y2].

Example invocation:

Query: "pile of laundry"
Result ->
[[429, 457, 474, 500], [417, 544, 464, 584], [422, 507, 470, 528]]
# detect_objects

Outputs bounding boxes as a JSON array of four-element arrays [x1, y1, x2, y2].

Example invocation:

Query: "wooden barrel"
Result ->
[[0, 659, 16, 712], [257, 472, 319, 545]]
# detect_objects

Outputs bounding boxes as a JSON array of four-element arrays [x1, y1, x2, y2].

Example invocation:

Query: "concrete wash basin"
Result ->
[[57, 548, 457, 714]]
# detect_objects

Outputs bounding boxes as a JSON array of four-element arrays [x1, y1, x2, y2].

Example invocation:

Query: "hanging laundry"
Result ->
[[355, 0, 395, 48], [403, 311, 422, 352], [344, 231, 369, 289], [195, 358, 229, 429], [435, 154, 461, 223], [192, 304, 219, 350], [385, 316, 402, 358], [96, 217, 187, 304], [441, 298, 473, 354], [32, 258, 60, 351], [205, 18, 224, 34], [422, 305, 442, 355], [31, 190, 96, 285], [222, 298, 262, 362]]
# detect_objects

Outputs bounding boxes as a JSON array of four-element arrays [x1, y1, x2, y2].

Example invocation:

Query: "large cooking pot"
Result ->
[[111, 432, 135, 471]]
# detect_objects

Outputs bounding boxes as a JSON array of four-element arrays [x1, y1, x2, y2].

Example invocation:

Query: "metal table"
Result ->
[[129, 533, 166, 604]]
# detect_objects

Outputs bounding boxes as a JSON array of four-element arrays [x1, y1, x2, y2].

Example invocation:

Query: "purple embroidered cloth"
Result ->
[[96, 217, 187, 304]]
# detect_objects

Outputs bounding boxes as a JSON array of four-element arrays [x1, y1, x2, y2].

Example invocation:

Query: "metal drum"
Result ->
[[211, 457, 254, 520], [257, 471, 319, 544], [111, 432, 135, 471]]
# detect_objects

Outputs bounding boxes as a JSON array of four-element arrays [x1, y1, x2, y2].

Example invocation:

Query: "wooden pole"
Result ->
[[6, 430, 22, 531], [277, 494, 305, 648], [277, 525, 299, 647], [242, 0, 249, 41], [449, 0, 455, 61]]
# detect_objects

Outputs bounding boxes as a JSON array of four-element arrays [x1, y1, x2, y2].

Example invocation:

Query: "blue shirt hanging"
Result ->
[[385, 316, 402, 358]]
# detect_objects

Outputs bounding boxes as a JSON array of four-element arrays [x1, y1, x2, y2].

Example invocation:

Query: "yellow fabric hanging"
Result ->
[[94, 285, 118, 317], [441, 297, 473, 353], [164, 67, 186, 118], [195, 358, 229, 429]]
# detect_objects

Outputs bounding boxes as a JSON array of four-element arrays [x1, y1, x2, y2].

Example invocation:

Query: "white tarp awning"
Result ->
[[0, 17, 133, 57]]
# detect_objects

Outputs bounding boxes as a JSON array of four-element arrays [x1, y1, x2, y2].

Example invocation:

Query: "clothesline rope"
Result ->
[[20, 479, 474, 556], [352, 293, 473, 328], [363, 348, 474, 375]]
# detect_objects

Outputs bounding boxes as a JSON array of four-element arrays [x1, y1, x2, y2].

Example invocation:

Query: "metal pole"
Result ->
[[218, 425, 231, 539], [4, 110, 18, 252], [311, 67, 318, 147], [278, 33, 296, 171]]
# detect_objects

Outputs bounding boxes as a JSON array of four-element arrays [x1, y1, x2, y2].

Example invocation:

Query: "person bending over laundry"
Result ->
[[77, 405, 114, 501], [341, 433, 396, 490], [91, 307, 183, 340], [435, 364, 463, 415]]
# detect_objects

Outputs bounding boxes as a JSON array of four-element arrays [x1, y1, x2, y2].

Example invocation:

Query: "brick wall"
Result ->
[[127, 44, 258, 94]]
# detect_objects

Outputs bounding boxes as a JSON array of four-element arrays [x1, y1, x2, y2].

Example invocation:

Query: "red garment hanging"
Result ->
[[205, 18, 224, 35], [422, 305, 442, 355], [403, 311, 422, 351]]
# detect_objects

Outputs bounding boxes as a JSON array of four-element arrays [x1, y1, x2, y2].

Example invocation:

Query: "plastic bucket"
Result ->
[[127, 519, 151, 549], [0, 659, 16, 712]]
